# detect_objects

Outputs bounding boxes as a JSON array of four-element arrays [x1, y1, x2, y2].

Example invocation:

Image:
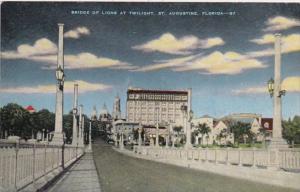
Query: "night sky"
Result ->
[[1, 2, 300, 119]]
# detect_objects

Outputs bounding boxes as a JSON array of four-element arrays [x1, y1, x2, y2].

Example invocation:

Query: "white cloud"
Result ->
[[1, 38, 136, 70], [174, 51, 266, 75], [0, 80, 111, 94], [232, 76, 300, 95], [131, 54, 199, 72], [1, 38, 57, 59], [133, 51, 266, 75], [132, 33, 224, 55], [64, 26, 90, 39], [282, 76, 300, 92], [263, 16, 300, 32], [248, 33, 300, 57], [34, 52, 136, 70]]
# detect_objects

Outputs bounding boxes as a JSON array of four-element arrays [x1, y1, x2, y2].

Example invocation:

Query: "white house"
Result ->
[[192, 116, 234, 145]]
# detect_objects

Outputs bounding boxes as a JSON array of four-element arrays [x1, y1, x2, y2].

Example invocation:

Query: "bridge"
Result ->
[[1, 138, 300, 192]]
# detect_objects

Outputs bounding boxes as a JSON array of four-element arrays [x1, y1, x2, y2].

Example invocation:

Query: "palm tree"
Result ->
[[230, 121, 251, 146], [197, 123, 211, 146], [218, 128, 228, 145]]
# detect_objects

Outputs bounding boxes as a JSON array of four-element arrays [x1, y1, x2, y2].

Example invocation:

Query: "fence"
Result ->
[[134, 146, 300, 172], [0, 139, 84, 192]]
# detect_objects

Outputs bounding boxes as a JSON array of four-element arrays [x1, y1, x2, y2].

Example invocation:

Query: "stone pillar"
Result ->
[[78, 105, 84, 147], [166, 134, 169, 148], [269, 34, 288, 148], [81, 116, 85, 146], [120, 132, 124, 150], [86, 121, 92, 152], [195, 135, 199, 145], [185, 120, 192, 149], [156, 123, 159, 147], [156, 107, 159, 147], [172, 135, 175, 148], [72, 84, 78, 146], [52, 23, 64, 145], [138, 128, 142, 147]]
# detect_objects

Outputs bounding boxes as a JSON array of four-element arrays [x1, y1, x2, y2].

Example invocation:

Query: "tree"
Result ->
[[196, 123, 211, 146], [63, 112, 73, 143], [38, 109, 55, 140], [230, 121, 251, 146], [283, 116, 300, 147], [217, 128, 228, 146], [0, 103, 30, 139]]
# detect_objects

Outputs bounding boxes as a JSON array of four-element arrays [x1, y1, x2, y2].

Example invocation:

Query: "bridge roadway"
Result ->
[[93, 139, 299, 192], [46, 139, 299, 192]]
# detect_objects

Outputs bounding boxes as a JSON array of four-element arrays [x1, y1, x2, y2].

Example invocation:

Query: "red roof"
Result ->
[[25, 105, 35, 112], [127, 89, 188, 95]]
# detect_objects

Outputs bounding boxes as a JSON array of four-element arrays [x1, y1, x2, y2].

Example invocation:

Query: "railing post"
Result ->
[[44, 144, 47, 174], [205, 148, 208, 163], [32, 141, 36, 189], [238, 148, 242, 167], [61, 144, 65, 169], [226, 147, 230, 165], [214, 148, 217, 165], [14, 140, 19, 192], [268, 148, 280, 170], [252, 147, 256, 168]]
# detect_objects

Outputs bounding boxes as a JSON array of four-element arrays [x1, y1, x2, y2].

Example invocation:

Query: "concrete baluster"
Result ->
[[32, 142, 36, 189], [205, 148, 208, 163], [238, 148, 242, 167], [215, 148, 218, 165], [252, 148, 256, 168], [226, 147, 230, 165], [14, 140, 19, 191]]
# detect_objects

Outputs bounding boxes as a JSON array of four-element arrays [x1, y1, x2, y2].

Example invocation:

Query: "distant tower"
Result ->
[[99, 103, 111, 122], [91, 106, 98, 121], [113, 95, 121, 120]]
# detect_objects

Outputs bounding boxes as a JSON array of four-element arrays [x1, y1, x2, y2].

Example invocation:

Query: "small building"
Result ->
[[112, 119, 139, 144]]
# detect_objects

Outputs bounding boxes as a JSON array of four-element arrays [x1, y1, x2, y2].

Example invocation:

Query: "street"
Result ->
[[93, 139, 299, 192]]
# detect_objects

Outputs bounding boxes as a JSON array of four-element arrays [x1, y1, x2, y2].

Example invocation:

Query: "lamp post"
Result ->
[[52, 23, 65, 145], [72, 84, 78, 146], [267, 33, 288, 148], [86, 120, 92, 152]]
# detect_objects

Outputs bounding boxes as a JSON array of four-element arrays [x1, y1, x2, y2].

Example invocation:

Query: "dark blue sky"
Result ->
[[1, 2, 300, 119]]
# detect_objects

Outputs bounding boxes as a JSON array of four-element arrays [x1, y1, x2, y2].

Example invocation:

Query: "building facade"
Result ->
[[126, 88, 191, 127], [112, 95, 121, 120]]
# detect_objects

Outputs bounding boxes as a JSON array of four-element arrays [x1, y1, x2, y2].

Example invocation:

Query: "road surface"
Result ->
[[93, 139, 299, 192]]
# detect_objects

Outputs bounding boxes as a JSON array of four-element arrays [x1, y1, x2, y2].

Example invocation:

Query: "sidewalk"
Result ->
[[46, 153, 101, 192]]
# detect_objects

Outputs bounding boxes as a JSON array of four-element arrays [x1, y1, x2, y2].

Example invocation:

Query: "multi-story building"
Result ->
[[126, 88, 192, 128]]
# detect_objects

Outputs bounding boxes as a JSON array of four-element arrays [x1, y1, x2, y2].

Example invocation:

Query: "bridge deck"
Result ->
[[46, 153, 101, 192]]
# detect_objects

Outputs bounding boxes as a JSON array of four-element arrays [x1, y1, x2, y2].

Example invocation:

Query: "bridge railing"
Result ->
[[134, 146, 300, 172], [0, 139, 84, 192]]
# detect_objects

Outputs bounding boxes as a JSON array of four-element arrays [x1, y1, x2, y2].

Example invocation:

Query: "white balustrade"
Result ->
[[0, 139, 84, 191], [135, 146, 300, 172]]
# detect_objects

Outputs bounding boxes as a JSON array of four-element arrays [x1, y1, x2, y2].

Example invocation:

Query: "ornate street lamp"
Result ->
[[56, 65, 65, 90]]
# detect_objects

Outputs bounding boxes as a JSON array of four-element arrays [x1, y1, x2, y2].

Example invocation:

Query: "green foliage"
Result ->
[[283, 116, 300, 146], [0, 103, 31, 138], [229, 121, 252, 146], [194, 123, 211, 146]]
